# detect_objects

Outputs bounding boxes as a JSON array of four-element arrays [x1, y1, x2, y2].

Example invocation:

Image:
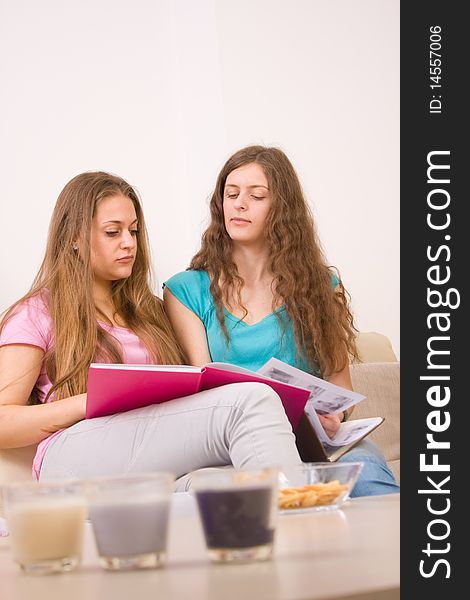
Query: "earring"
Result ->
[[73, 244, 78, 251]]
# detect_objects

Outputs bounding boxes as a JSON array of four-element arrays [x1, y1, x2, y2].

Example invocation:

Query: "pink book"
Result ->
[[86, 362, 311, 429]]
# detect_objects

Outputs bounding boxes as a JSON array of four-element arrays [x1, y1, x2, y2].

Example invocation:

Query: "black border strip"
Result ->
[[401, 1, 466, 594]]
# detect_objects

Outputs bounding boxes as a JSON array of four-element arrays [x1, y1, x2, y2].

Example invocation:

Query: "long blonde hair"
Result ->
[[190, 146, 359, 377], [1, 171, 184, 400]]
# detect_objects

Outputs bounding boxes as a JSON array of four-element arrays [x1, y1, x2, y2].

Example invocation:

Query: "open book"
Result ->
[[86, 358, 383, 462], [258, 358, 384, 462], [86, 361, 311, 429]]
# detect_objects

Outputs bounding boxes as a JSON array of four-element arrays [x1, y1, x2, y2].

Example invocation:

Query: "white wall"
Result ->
[[0, 0, 400, 356]]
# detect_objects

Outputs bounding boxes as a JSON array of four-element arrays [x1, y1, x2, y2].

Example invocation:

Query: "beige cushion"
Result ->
[[350, 362, 400, 483], [356, 332, 398, 363]]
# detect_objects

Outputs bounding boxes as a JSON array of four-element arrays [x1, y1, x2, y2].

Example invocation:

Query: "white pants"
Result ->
[[39, 383, 301, 486]]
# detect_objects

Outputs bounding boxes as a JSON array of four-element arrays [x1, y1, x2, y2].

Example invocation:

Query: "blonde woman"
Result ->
[[164, 146, 399, 496], [0, 171, 301, 483]]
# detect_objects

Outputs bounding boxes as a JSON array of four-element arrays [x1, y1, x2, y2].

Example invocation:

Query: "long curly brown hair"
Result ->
[[1, 171, 185, 401], [190, 146, 359, 377]]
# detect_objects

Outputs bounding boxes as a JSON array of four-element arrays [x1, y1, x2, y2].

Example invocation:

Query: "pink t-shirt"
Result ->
[[0, 293, 154, 479]]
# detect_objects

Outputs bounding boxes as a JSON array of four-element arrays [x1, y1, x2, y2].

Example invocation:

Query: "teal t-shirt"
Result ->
[[164, 270, 338, 376]]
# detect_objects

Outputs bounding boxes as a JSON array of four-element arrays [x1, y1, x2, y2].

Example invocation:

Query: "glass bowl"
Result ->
[[277, 462, 363, 514]]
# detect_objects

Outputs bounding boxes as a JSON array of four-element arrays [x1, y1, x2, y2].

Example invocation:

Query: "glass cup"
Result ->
[[85, 472, 174, 570], [191, 466, 279, 564], [2, 480, 87, 575]]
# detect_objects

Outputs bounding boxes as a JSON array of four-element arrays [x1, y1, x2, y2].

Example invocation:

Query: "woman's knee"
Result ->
[[340, 439, 387, 465], [339, 440, 399, 496], [232, 382, 285, 413]]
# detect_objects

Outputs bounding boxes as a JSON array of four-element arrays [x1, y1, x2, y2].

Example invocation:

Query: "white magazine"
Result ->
[[258, 357, 383, 448]]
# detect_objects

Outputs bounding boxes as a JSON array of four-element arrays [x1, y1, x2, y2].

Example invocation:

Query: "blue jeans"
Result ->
[[337, 439, 400, 497]]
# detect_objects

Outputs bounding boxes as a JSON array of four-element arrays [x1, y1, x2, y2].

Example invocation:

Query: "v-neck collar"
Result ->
[[223, 305, 286, 328], [202, 271, 286, 328]]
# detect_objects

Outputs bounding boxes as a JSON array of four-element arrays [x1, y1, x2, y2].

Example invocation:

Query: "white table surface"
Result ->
[[0, 493, 400, 600]]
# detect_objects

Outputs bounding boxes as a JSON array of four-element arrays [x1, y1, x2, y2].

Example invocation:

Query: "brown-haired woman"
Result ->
[[164, 145, 399, 496], [0, 171, 301, 483]]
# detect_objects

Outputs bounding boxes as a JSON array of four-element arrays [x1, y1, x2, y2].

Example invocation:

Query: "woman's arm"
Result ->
[[318, 363, 355, 438], [0, 344, 86, 449], [328, 363, 353, 390], [328, 363, 355, 419], [163, 288, 212, 366]]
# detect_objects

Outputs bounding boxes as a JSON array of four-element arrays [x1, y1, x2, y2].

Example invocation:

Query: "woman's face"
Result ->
[[89, 194, 138, 286], [223, 162, 272, 246]]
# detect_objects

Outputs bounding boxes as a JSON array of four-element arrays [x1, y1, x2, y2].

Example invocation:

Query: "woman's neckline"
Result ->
[[201, 270, 285, 327], [223, 305, 286, 327]]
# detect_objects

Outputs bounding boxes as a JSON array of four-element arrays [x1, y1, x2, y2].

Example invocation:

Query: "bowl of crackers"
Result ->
[[277, 462, 363, 514]]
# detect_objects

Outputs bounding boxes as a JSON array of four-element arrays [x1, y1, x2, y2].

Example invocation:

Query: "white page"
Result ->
[[304, 403, 383, 447], [326, 417, 384, 447], [303, 404, 332, 444], [258, 357, 365, 414], [207, 362, 271, 376]]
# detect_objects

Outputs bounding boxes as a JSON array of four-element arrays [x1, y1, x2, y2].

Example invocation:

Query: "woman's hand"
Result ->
[[318, 413, 342, 439], [322, 363, 354, 438]]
